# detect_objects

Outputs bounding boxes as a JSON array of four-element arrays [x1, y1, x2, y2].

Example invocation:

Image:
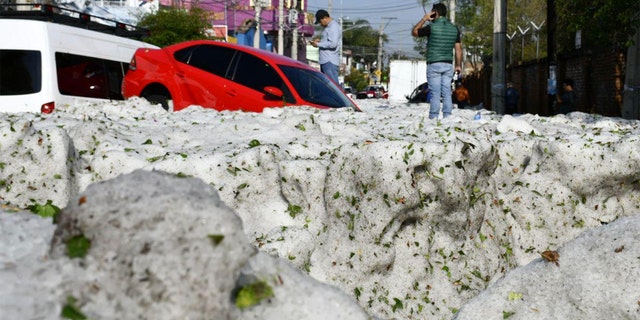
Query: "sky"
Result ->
[[1, 97, 640, 319], [307, 0, 432, 58]]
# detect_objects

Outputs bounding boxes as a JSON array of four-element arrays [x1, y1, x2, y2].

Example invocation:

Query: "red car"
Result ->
[[122, 40, 359, 112], [356, 85, 388, 99]]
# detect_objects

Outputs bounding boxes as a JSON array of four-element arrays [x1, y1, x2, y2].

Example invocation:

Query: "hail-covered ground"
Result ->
[[1, 98, 639, 319]]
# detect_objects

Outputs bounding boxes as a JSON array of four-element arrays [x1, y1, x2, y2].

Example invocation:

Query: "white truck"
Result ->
[[0, 3, 157, 113]]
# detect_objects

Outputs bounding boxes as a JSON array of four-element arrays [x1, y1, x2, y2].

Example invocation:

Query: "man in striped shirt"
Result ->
[[412, 3, 463, 119]]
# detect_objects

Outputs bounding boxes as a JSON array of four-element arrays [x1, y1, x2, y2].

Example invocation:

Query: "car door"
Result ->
[[173, 44, 236, 110], [226, 51, 295, 112]]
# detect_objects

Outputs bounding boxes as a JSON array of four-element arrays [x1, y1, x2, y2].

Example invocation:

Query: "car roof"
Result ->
[[161, 40, 316, 70]]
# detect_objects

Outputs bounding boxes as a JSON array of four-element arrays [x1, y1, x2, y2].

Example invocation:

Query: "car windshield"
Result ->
[[279, 65, 357, 109], [0, 50, 42, 95]]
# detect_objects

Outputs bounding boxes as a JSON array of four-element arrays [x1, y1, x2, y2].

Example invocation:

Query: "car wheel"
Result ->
[[143, 93, 171, 111]]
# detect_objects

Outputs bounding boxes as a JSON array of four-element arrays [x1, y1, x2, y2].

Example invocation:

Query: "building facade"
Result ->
[[157, 0, 315, 61]]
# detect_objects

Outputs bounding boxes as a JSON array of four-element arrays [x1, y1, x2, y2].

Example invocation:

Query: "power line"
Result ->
[[308, 1, 419, 15]]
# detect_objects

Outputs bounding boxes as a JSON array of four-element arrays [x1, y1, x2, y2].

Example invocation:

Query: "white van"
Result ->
[[0, 4, 157, 113]]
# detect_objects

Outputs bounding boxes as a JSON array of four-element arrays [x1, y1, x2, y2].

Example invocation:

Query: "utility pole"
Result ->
[[291, 0, 298, 60], [223, 0, 227, 28], [339, 0, 344, 76], [278, 0, 284, 55], [547, 0, 557, 115], [253, 0, 265, 49], [377, 17, 396, 83], [448, 0, 456, 23], [491, 0, 506, 114]]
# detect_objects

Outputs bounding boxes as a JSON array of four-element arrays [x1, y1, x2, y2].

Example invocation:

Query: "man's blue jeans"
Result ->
[[427, 62, 454, 119], [321, 62, 340, 85]]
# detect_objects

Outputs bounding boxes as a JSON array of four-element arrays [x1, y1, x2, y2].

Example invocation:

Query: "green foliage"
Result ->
[[342, 19, 387, 66], [344, 68, 370, 92], [208, 234, 225, 247], [556, 0, 640, 51], [508, 291, 523, 301], [286, 204, 302, 218], [392, 298, 404, 312], [248, 139, 261, 148], [454, 0, 546, 64], [61, 296, 87, 320], [449, 0, 638, 66], [27, 199, 61, 219], [66, 235, 91, 259], [235, 280, 274, 309], [137, 8, 210, 47]]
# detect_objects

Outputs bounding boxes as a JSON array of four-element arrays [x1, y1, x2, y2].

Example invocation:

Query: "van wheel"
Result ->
[[144, 94, 170, 111]]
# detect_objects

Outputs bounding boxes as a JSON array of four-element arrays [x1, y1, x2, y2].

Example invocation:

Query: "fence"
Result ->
[[465, 48, 626, 117]]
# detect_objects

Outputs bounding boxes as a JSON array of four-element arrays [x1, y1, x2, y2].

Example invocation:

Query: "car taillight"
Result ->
[[41, 102, 55, 114], [80, 13, 90, 23], [129, 56, 137, 71]]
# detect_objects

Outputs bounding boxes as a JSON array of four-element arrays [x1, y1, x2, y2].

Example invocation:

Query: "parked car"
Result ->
[[356, 85, 388, 99], [0, 4, 156, 113], [406, 82, 432, 103], [343, 86, 354, 99], [122, 40, 360, 112]]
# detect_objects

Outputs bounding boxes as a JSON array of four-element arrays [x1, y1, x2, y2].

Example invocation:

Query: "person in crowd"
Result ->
[[505, 82, 520, 114], [453, 80, 471, 109], [310, 9, 341, 85], [411, 3, 462, 119], [556, 78, 576, 114]]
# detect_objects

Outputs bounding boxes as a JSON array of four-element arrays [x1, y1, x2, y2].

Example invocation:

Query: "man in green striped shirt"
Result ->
[[412, 3, 463, 119]]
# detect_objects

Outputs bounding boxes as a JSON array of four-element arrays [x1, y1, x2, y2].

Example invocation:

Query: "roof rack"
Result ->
[[0, 3, 150, 41]]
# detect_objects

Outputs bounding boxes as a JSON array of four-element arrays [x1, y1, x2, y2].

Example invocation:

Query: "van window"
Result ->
[[0, 50, 42, 95], [55, 52, 127, 100]]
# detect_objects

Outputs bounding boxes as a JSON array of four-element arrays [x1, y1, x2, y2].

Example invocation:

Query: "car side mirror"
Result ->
[[263, 86, 284, 100]]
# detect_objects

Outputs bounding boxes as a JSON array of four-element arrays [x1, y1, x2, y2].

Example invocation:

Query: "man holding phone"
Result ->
[[310, 9, 342, 85], [412, 3, 462, 119]]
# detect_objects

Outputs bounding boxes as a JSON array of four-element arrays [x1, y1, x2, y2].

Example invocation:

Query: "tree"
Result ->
[[137, 8, 210, 47], [389, 50, 411, 60], [554, 1, 639, 118], [555, 0, 640, 53], [344, 68, 370, 92], [411, 0, 432, 57], [341, 19, 387, 68], [413, 0, 496, 60], [415, 0, 546, 65], [454, 0, 495, 67]]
